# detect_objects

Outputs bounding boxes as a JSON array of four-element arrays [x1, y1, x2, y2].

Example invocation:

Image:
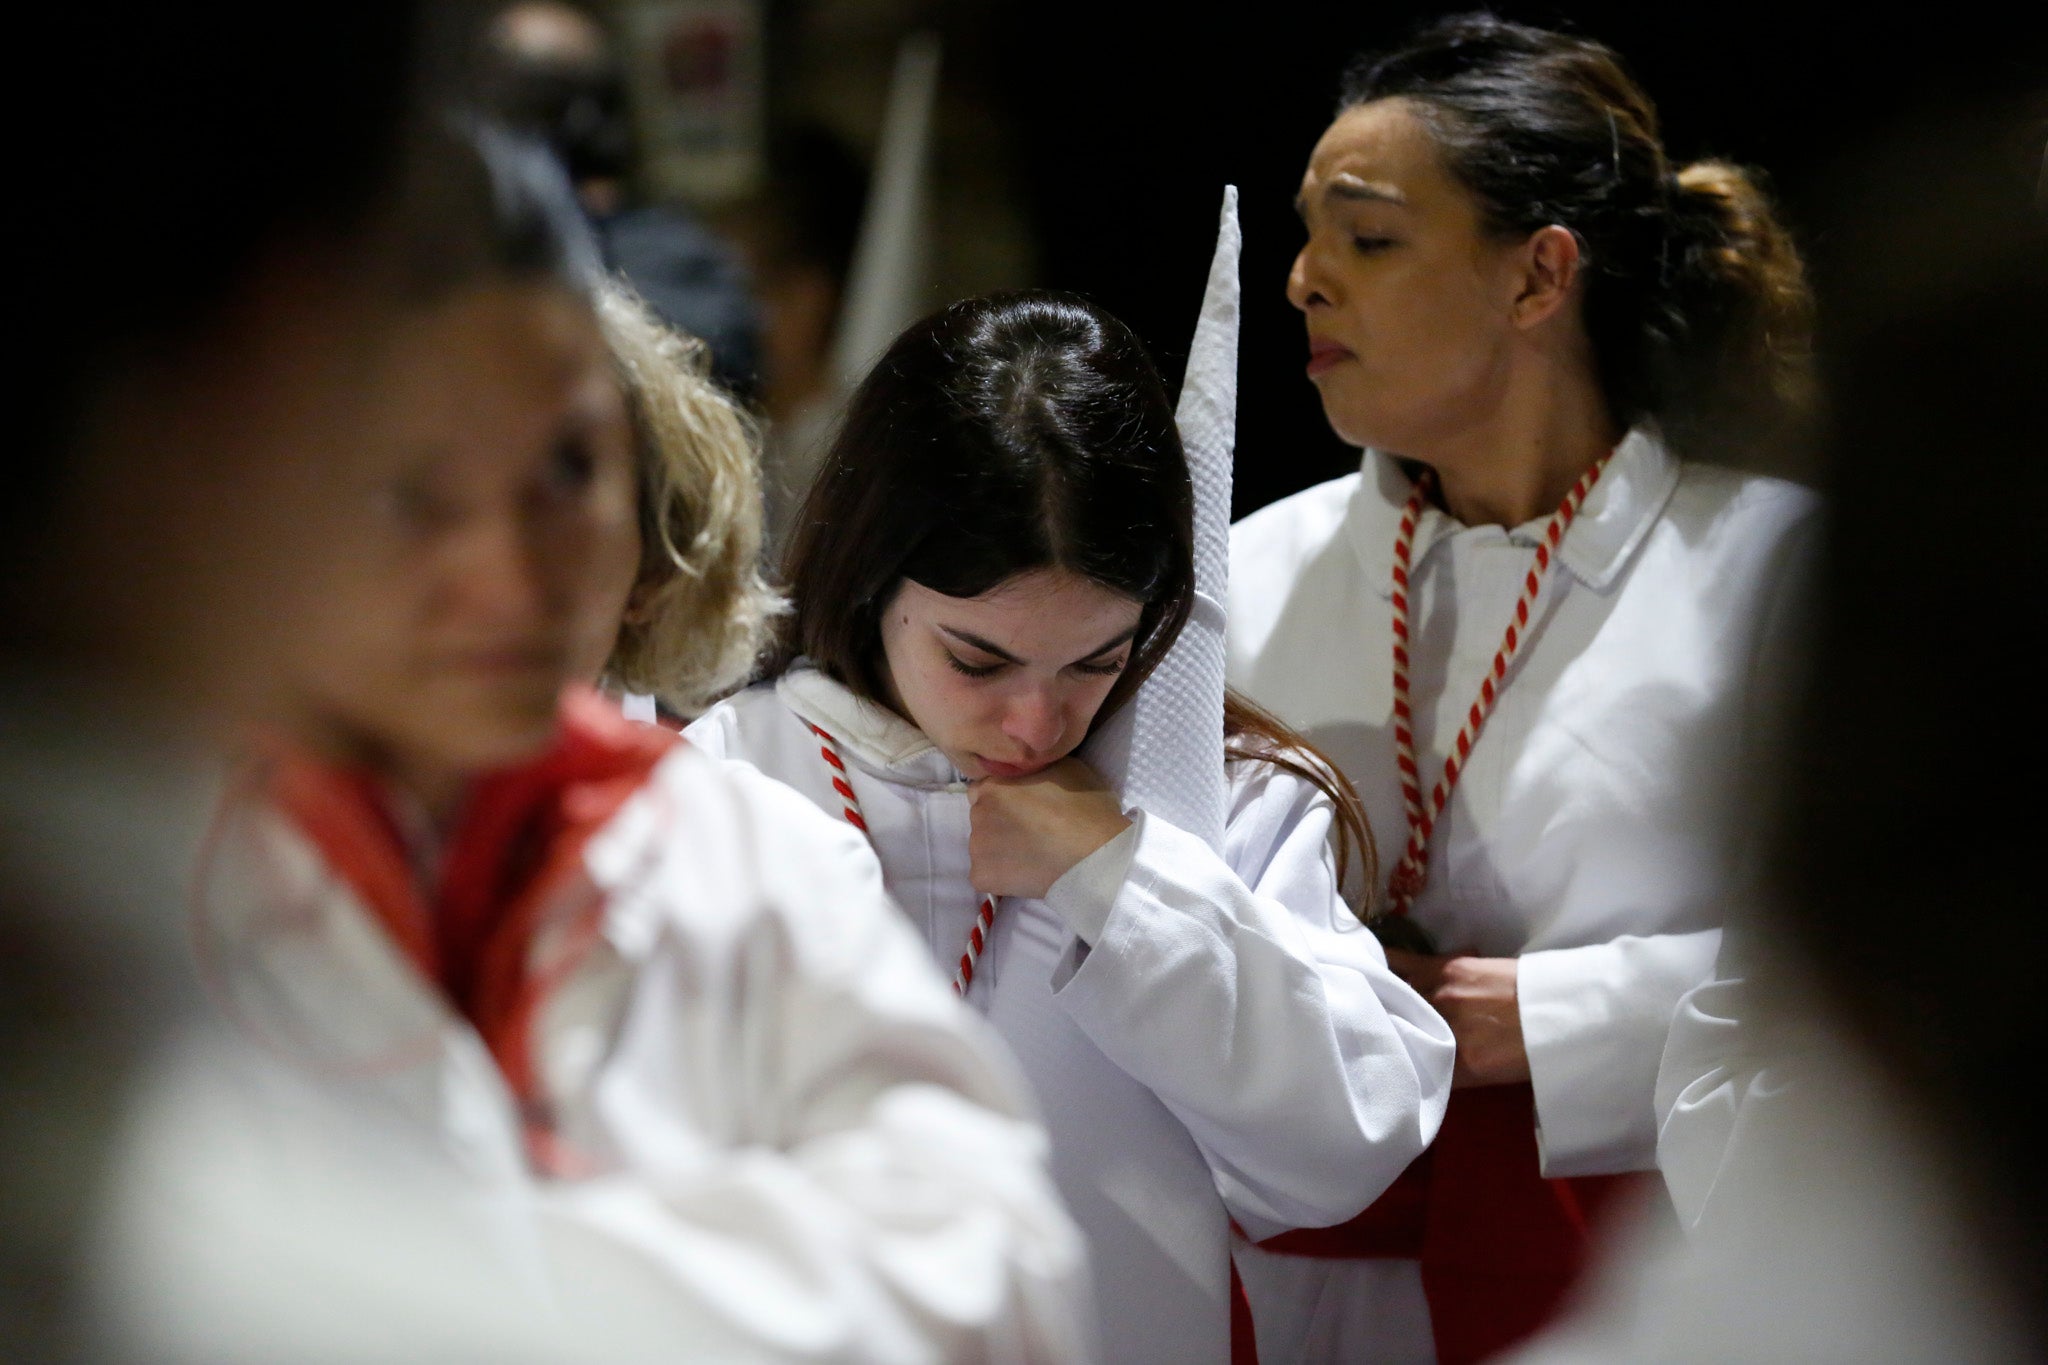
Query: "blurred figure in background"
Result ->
[[726, 125, 871, 550], [482, 0, 761, 396], [1519, 99, 2047, 1362]]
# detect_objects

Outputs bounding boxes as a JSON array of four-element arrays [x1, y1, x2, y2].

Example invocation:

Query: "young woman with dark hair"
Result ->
[[686, 289, 1455, 1363], [1226, 14, 1820, 1363]]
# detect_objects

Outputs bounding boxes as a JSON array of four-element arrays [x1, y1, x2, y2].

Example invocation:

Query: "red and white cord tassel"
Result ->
[[808, 722, 995, 997], [1385, 456, 1608, 916]]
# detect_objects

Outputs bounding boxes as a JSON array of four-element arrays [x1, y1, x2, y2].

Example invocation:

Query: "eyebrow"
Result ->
[[939, 623, 1141, 667], [1294, 179, 1410, 220]]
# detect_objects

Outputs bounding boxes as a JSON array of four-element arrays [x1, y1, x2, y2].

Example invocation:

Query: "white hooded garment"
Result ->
[[685, 669, 1454, 1364], [1225, 431, 1817, 1361], [89, 740, 1091, 1365]]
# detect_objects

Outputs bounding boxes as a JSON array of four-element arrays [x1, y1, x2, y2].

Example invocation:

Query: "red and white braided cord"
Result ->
[[1386, 456, 1609, 917], [808, 723, 995, 998]]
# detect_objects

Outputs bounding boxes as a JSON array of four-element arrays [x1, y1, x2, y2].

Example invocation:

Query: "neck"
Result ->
[[387, 760, 473, 834], [1416, 354, 1620, 528], [288, 708, 474, 834]]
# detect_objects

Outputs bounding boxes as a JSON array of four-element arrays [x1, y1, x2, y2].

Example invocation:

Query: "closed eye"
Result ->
[[1352, 235, 1396, 254], [945, 653, 1005, 679], [1072, 655, 1127, 678]]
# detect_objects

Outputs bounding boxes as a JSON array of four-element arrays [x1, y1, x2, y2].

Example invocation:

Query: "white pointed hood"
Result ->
[[1080, 186, 1239, 851]]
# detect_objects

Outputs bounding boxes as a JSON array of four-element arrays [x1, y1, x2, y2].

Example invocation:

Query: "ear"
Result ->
[[620, 575, 662, 627], [1509, 225, 1583, 330]]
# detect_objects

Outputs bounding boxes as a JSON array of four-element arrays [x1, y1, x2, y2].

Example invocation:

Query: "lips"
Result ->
[[1306, 338, 1354, 377], [440, 642, 565, 677]]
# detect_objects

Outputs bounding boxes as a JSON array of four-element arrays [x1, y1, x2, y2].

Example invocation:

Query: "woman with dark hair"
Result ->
[[1226, 14, 1819, 1363], [686, 289, 1454, 1363]]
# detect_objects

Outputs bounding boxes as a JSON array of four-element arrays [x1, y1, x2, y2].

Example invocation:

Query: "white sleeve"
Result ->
[[1042, 761, 1455, 1240], [560, 762, 1094, 1363], [1518, 929, 1721, 1177], [1652, 928, 1798, 1231], [1653, 967, 1753, 1231], [1524, 506, 1816, 1182]]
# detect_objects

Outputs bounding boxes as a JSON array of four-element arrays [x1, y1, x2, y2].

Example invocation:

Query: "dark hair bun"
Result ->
[[1658, 160, 1815, 465]]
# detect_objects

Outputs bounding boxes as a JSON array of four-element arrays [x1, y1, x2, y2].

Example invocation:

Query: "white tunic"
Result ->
[[90, 741, 1091, 1364], [685, 669, 1454, 1365], [1225, 430, 1816, 1360]]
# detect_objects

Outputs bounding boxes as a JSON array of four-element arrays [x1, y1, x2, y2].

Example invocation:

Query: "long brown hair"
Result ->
[[1225, 689, 1379, 919], [771, 290, 1193, 728], [772, 291, 1377, 907]]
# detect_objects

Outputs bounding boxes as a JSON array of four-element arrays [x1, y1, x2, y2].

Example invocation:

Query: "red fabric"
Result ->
[[1229, 1256, 1260, 1365], [269, 687, 676, 1127], [1258, 1084, 1650, 1364]]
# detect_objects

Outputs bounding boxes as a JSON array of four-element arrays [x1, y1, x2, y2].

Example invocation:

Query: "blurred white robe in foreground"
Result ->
[[80, 705, 1089, 1364], [1510, 960, 2030, 1363]]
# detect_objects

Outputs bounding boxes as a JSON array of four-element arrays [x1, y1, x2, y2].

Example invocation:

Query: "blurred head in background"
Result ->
[[478, 0, 763, 397], [481, 1, 632, 209], [733, 126, 869, 427]]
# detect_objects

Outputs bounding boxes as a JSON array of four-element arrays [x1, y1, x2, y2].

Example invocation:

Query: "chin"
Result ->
[[443, 702, 564, 772], [1315, 388, 1377, 451], [1325, 401, 1422, 457]]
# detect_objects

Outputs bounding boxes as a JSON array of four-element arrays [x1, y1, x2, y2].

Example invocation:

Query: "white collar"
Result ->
[[774, 664, 961, 784], [1342, 427, 1681, 598]]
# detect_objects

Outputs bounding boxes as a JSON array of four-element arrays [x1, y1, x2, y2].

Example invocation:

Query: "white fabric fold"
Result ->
[[1080, 185, 1238, 852]]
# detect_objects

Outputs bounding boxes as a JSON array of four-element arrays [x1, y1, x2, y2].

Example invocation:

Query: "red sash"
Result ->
[[1230, 1257, 1259, 1365], [1259, 1084, 1644, 1364], [269, 687, 675, 1140]]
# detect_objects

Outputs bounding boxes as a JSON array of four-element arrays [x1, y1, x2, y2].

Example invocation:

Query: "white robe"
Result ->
[[1224, 430, 1817, 1361], [87, 739, 1091, 1364], [685, 668, 1454, 1365]]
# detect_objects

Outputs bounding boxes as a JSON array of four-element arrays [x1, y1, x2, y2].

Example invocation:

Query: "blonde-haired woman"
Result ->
[[596, 283, 783, 717]]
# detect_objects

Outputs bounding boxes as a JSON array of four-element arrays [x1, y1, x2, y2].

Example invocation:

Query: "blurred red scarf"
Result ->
[[264, 687, 676, 1138]]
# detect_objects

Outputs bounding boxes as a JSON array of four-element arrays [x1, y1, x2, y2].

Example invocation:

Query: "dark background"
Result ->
[[973, 2, 2046, 517]]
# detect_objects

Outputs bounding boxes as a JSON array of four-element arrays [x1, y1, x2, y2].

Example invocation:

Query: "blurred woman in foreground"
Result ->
[[111, 129, 1088, 1363]]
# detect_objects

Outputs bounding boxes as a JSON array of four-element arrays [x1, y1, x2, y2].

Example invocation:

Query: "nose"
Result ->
[[1286, 243, 1329, 313], [447, 509, 553, 625], [999, 684, 1067, 757]]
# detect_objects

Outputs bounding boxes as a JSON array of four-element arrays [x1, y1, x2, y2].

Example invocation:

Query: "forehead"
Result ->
[[375, 285, 619, 457], [386, 284, 606, 392], [897, 568, 1143, 654], [1299, 98, 1460, 211]]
